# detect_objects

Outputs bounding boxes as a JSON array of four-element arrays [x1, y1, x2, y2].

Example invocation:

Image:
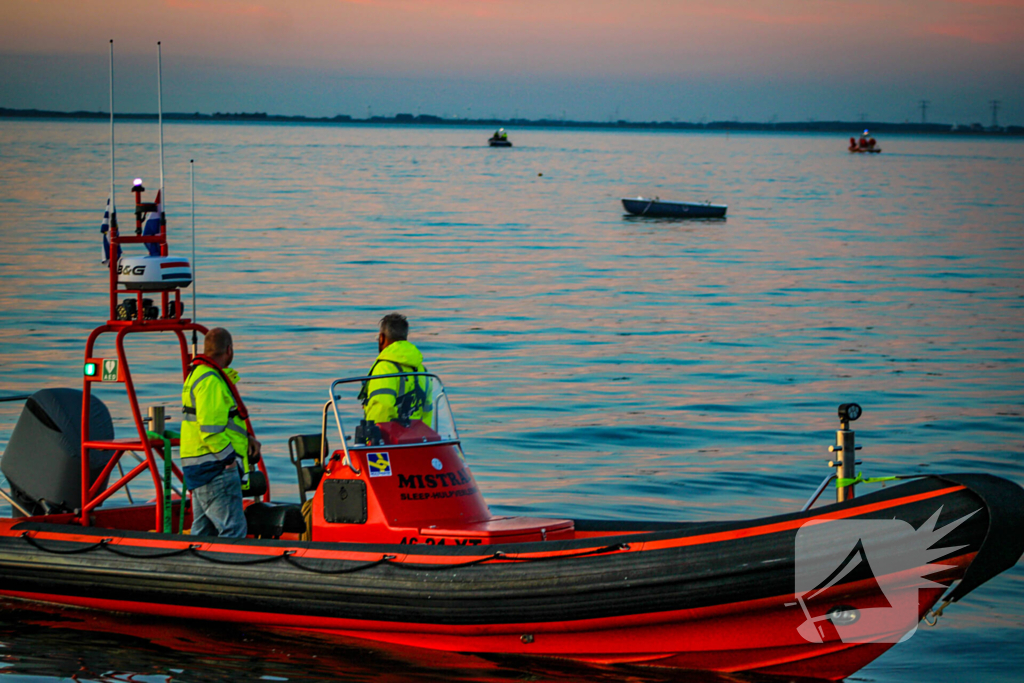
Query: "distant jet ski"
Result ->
[[488, 128, 512, 147]]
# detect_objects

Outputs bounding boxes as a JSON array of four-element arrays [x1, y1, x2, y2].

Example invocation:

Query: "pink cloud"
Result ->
[[329, 0, 626, 27], [924, 21, 1014, 43], [165, 0, 283, 19], [944, 0, 1022, 6], [691, 5, 834, 27]]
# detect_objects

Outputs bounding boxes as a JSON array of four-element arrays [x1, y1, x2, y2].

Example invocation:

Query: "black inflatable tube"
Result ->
[[930, 473, 1024, 602], [1, 476, 1005, 627]]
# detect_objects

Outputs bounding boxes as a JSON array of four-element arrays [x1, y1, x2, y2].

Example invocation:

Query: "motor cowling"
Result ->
[[1, 389, 115, 516]]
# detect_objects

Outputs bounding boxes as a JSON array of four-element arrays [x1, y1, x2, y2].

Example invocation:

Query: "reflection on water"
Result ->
[[0, 122, 1022, 682], [0, 599, 799, 683]]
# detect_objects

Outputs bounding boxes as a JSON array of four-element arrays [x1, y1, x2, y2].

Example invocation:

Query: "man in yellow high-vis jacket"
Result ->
[[181, 328, 261, 538], [362, 313, 432, 427]]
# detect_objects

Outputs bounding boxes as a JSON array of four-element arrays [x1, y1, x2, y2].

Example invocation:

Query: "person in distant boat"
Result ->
[[361, 313, 432, 426], [181, 327, 261, 538]]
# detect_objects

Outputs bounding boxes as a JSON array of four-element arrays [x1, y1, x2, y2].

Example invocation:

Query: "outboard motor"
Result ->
[[1, 388, 116, 516]]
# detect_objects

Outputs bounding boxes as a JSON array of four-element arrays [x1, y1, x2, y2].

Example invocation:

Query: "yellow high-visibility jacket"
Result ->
[[363, 341, 432, 426], [181, 364, 248, 489]]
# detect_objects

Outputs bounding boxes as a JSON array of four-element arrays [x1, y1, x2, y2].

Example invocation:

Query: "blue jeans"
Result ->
[[190, 466, 247, 538]]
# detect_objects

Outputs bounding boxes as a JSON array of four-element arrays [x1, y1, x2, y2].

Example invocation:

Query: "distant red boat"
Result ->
[[850, 130, 882, 153]]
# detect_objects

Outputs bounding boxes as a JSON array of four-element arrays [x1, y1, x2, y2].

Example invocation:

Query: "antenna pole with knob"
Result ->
[[108, 39, 118, 319], [829, 403, 863, 502], [157, 41, 167, 256], [190, 159, 198, 357]]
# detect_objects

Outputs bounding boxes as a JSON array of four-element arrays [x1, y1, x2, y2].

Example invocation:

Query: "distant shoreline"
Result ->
[[1, 107, 1020, 136]]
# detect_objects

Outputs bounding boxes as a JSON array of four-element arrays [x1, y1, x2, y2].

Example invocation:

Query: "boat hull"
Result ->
[[1, 474, 1020, 680], [0, 582, 946, 680], [622, 198, 727, 218]]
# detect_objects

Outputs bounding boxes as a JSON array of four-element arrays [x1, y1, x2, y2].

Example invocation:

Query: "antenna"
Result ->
[[157, 41, 167, 257], [157, 42, 165, 201], [109, 41, 116, 213], [919, 100, 929, 125], [190, 159, 198, 357], [108, 39, 118, 318]]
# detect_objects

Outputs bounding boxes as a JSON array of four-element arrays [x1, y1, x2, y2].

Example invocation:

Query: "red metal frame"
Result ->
[[80, 185, 269, 531], [80, 321, 202, 530]]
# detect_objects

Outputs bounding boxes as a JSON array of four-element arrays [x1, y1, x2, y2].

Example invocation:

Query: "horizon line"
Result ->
[[1, 106, 1020, 135]]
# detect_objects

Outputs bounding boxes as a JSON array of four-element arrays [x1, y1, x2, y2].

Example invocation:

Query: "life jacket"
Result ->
[[360, 341, 433, 426], [180, 355, 251, 489]]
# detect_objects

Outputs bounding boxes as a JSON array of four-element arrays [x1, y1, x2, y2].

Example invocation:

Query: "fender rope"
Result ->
[[101, 542, 193, 559], [283, 553, 393, 575], [187, 545, 289, 566], [20, 533, 187, 559], [385, 553, 502, 571], [20, 532, 631, 574], [20, 532, 108, 555], [499, 542, 631, 563]]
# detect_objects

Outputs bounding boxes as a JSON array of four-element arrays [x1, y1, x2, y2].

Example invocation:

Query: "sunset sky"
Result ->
[[1, 0, 1021, 124]]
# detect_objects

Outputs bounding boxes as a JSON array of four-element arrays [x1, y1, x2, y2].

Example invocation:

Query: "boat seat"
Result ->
[[241, 470, 268, 498], [245, 501, 306, 539], [298, 464, 323, 493], [289, 433, 327, 503]]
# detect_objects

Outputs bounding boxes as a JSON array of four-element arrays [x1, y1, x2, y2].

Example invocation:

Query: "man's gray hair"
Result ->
[[379, 313, 409, 342], [204, 327, 233, 357]]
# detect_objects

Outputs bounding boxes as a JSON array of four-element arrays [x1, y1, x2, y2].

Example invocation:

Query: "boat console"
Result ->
[[303, 373, 573, 545]]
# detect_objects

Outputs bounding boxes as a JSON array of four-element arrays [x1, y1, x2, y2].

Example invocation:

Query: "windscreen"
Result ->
[[332, 374, 458, 448]]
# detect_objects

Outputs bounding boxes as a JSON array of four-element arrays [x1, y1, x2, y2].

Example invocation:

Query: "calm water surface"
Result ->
[[0, 121, 1022, 682]]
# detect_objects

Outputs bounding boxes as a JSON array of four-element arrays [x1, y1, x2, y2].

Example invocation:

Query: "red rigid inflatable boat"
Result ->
[[2, 365, 1023, 681], [2, 173, 1023, 683]]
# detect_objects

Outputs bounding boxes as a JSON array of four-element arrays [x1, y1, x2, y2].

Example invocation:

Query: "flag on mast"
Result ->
[[140, 189, 163, 256], [100, 195, 121, 264]]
